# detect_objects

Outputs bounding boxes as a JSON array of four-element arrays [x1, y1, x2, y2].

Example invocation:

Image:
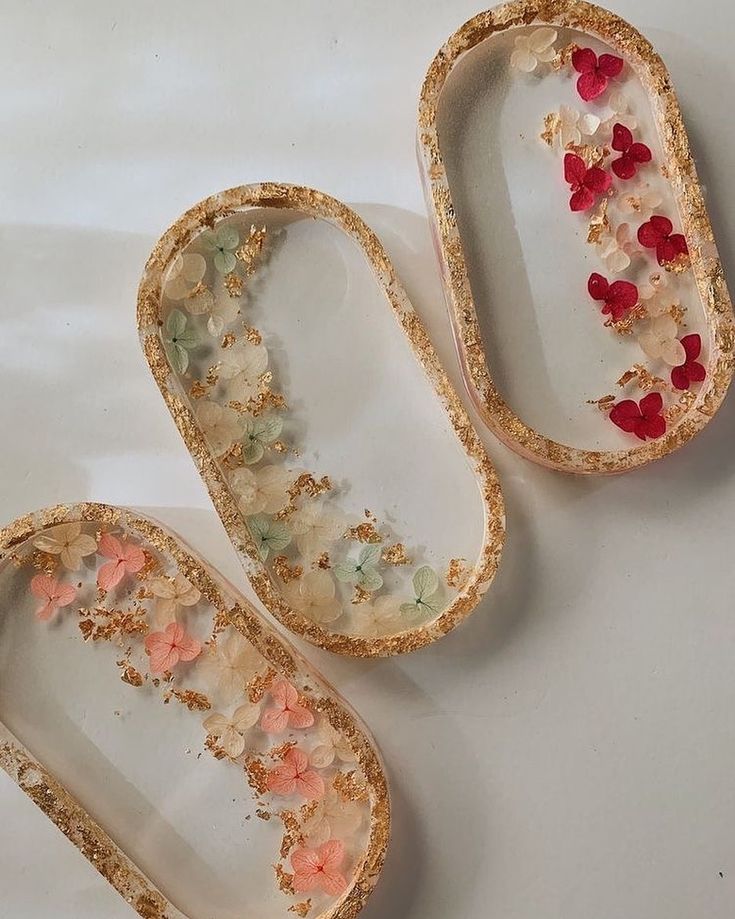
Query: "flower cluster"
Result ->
[[22, 519, 369, 907], [526, 34, 705, 442], [160, 220, 456, 639]]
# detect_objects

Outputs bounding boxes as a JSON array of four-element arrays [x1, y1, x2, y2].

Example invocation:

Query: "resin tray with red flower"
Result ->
[[418, 0, 734, 474], [0, 504, 389, 919]]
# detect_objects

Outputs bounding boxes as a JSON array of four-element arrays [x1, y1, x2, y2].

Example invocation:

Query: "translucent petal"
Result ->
[[510, 48, 537, 72], [528, 27, 557, 53], [413, 566, 439, 599]]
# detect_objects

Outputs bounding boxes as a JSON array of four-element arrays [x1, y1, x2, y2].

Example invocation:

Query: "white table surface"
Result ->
[[1, 1, 734, 917]]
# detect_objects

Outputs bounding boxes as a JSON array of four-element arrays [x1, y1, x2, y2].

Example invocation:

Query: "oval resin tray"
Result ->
[[138, 184, 505, 656], [418, 0, 735, 474], [0, 504, 389, 919]]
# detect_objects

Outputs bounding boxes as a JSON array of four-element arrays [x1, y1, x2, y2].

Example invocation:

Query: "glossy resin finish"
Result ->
[[418, 0, 734, 473], [138, 184, 505, 656], [0, 504, 389, 919]]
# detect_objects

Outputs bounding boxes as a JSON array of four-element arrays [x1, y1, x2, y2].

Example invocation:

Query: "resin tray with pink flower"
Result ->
[[0, 504, 389, 919], [418, 0, 734, 474], [138, 184, 505, 657]]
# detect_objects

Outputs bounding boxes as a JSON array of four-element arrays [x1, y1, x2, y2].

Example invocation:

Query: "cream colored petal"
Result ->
[[152, 598, 177, 630], [605, 248, 631, 274], [257, 465, 294, 514], [578, 113, 601, 136], [196, 400, 222, 428], [304, 814, 331, 847], [184, 286, 214, 317], [218, 666, 247, 705], [224, 371, 260, 404], [210, 295, 239, 327], [661, 338, 686, 367], [309, 744, 336, 770], [335, 733, 356, 763], [329, 803, 363, 839], [638, 330, 662, 360], [653, 315, 679, 341], [309, 598, 342, 624], [202, 712, 229, 734], [302, 570, 336, 604], [218, 341, 268, 381], [177, 585, 201, 607], [149, 576, 177, 600], [59, 545, 82, 571], [182, 253, 207, 284], [529, 26, 557, 53], [232, 703, 260, 732], [220, 725, 246, 759], [560, 122, 580, 148], [510, 47, 536, 72]]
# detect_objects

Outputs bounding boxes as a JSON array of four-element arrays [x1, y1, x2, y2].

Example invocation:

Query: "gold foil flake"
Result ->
[[315, 552, 330, 570], [135, 893, 168, 919], [274, 864, 295, 896], [287, 473, 333, 500], [204, 734, 228, 761], [246, 389, 288, 416], [608, 303, 646, 335], [663, 253, 691, 273], [540, 111, 560, 146], [664, 389, 696, 422], [587, 198, 609, 243], [351, 586, 371, 605], [616, 365, 667, 391], [364, 508, 377, 522], [245, 326, 262, 345], [235, 224, 267, 273], [221, 331, 237, 349], [188, 281, 210, 303], [244, 756, 269, 794], [588, 394, 616, 412], [220, 442, 243, 468], [205, 364, 220, 386], [116, 658, 145, 688], [275, 503, 297, 522], [566, 142, 607, 168], [381, 543, 411, 566], [136, 550, 160, 582], [289, 901, 312, 917], [552, 41, 578, 70], [333, 770, 369, 802], [248, 666, 276, 703], [277, 807, 302, 857], [272, 555, 303, 583], [224, 273, 243, 298], [256, 808, 272, 821], [668, 303, 687, 324], [77, 607, 149, 643], [445, 557, 469, 589], [272, 441, 288, 454], [343, 522, 382, 544], [164, 689, 211, 712]]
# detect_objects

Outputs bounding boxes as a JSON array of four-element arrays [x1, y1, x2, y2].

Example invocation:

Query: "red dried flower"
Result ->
[[610, 392, 666, 441], [637, 215, 688, 266], [671, 333, 706, 390], [587, 272, 638, 322], [610, 123, 652, 179], [564, 153, 611, 212], [572, 47, 624, 101]]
